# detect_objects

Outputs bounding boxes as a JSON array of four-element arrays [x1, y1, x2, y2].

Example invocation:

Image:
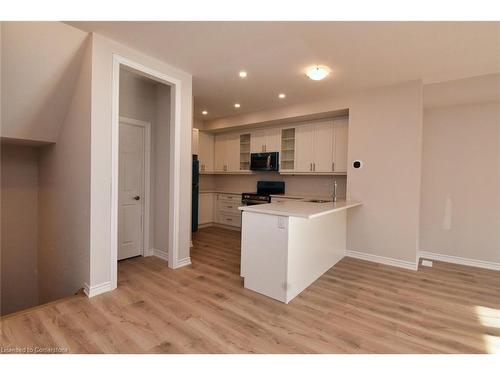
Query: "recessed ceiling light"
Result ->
[[278, 93, 286, 99], [306, 65, 331, 81], [234, 103, 241, 108], [239, 71, 247, 78], [202, 110, 208, 115]]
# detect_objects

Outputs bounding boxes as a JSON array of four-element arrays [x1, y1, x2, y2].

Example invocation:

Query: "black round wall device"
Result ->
[[353, 160, 363, 169]]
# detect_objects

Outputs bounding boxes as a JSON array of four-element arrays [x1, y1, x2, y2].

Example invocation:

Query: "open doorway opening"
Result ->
[[117, 67, 171, 264]]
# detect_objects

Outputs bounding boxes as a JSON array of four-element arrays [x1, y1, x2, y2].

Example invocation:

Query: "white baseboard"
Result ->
[[175, 257, 192, 268], [198, 223, 213, 229], [345, 249, 418, 271], [83, 281, 113, 298], [151, 248, 168, 261], [418, 251, 500, 271]]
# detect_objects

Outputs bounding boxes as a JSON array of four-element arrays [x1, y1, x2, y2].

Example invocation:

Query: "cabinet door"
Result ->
[[265, 127, 281, 152], [226, 133, 240, 172], [250, 129, 266, 153], [199, 193, 214, 224], [295, 125, 314, 172], [333, 118, 348, 173], [192, 128, 199, 155], [313, 121, 334, 172], [198, 131, 214, 172], [214, 134, 227, 172]]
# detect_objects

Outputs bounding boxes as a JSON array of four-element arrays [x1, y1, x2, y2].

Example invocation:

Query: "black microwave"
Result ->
[[250, 152, 279, 171]]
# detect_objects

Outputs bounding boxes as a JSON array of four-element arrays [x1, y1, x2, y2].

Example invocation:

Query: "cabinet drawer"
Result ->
[[218, 201, 239, 213], [217, 194, 241, 203], [218, 212, 241, 227]]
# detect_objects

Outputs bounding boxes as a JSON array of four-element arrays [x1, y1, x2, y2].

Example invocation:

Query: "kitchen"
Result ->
[[192, 115, 362, 302]]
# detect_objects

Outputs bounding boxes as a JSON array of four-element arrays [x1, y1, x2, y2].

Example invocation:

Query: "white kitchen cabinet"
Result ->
[[280, 127, 296, 172], [192, 128, 199, 155], [251, 127, 280, 153], [214, 132, 245, 172], [295, 125, 314, 172], [198, 131, 214, 173], [199, 192, 215, 225], [215, 193, 241, 228], [294, 120, 335, 173], [313, 121, 334, 172], [214, 134, 227, 172], [333, 118, 348, 173]]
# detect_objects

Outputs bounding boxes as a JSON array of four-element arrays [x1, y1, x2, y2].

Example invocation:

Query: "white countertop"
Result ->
[[199, 189, 243, 195], [238, 200, 362, 219]]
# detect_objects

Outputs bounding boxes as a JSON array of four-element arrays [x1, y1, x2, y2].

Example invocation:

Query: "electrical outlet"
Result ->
[[421, 259, 433, 267]]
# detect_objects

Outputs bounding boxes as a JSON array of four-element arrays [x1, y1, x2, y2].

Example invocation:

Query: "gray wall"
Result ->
[[1, 144, 40, 315], [420, 100, 500, 263]]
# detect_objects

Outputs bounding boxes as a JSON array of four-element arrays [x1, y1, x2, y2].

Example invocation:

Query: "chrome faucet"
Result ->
[[332, 180, 338, 202]]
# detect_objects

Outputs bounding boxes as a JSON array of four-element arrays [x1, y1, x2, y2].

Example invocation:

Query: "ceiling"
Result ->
[[67, 21, 500, 121]]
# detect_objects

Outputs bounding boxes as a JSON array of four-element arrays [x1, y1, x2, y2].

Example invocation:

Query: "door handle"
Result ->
[[133, 196, 140, 201]]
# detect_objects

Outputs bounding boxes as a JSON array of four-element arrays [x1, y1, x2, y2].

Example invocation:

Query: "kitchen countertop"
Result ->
[[238, 200, 362, 219], [199, 189, 243, 195]]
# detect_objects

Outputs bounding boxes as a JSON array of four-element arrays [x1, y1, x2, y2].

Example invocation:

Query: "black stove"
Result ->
[[241, 181, 285, 206]]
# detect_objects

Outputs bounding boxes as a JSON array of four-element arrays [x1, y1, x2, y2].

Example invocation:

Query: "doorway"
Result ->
[[111, 54, 185, 292], [118, 117, 151, 261]]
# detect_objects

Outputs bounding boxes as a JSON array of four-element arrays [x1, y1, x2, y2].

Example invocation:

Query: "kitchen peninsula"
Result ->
[[239, 199, 362, 303]]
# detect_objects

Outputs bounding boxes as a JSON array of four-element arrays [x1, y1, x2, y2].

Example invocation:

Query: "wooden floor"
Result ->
[[1, 227, 500, 353]]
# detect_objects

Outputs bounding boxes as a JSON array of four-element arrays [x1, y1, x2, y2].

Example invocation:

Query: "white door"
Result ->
[[295, 125, 314, 172], [313, 121, 334, 172], [118, 122, 145, 260]]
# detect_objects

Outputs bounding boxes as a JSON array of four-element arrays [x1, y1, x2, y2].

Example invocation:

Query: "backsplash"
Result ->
[[200, 173, 346, 199]]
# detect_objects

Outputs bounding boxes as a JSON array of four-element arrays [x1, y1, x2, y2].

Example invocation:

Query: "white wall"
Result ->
[[420, 101, 500, 263], [37, 36, 92, 303], [89, 33, 192, 291], [1, 144, 39, 315], [153, 85, 171, 253], [1, 22, 88, 143]]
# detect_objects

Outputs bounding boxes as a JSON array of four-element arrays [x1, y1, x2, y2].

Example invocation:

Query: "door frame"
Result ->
[[111, 54, 183, 290], [118, 116, 151, 258]]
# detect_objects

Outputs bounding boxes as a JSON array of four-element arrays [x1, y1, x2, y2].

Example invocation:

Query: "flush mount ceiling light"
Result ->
[[278, 93, 286, 99], [234, 103, 241, 108], [239, 71, 247, 78], [202, 110, 208, 115], [305, 65, 331, 81]]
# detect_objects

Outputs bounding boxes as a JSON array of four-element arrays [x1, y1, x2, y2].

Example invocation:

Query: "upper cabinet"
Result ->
[[214, 133, 239, 172], [205, 117, 348, 175], [198, 131, 215, 173], [295, 121, 334, 173], [192, 128, 199, 155], [332, 118, 348, 173], [251, 128, 280, 153], [280, 128, 296, 172]]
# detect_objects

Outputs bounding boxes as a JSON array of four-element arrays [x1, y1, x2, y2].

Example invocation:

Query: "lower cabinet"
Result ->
[[215, 193, 241, 228], [199, 192, 215, 225]]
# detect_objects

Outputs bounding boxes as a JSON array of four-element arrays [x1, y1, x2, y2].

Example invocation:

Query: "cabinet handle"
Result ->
[[309, 163, 312, 171], [314, 163, 316, 172], [332, 162, 335, 172]]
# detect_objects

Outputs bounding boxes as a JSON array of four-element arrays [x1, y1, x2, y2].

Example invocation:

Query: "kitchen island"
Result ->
[[239, 200, 362, 303]]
